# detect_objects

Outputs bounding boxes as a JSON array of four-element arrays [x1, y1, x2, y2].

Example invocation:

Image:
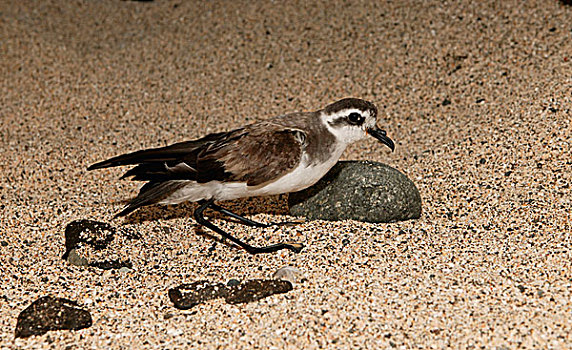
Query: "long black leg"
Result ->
[[208, 203, 304, 228], [193, 199, 304, 255], [208, 203, 270, 228]]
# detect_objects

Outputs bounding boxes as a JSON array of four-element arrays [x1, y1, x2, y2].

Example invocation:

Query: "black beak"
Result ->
[[367, 127, 395, 152]]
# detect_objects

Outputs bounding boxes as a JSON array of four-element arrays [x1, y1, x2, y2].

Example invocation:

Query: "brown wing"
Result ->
[[196, 124, 305, 186], [88, 122, 305, 187], [87, 131, 228, 170], [89, 118, 308, 216], [87, 131, 241, 181], [110, 126, 305, 217]]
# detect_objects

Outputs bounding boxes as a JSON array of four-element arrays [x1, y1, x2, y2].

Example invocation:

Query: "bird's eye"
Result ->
[[348, 112, 364, 125]]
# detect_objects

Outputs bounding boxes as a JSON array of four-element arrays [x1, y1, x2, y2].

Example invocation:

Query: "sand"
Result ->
[[1, 0, 571, 348]]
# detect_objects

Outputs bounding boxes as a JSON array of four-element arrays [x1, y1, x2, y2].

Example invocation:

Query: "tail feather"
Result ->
[[115, 180, 190, 217], [89, 131, 234, 216], [119, 162, 198, 181], [88, 141, 195, 171], [87, 131, 229, 171]]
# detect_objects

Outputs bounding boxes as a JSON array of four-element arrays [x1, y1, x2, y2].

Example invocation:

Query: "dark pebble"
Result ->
[[225, 279, 293, 304], [227, 279, 241, 287], [169, 279, 293, 309], [63, 220, 131, 270], [169, 281, 229, 310], [63, 220, 115, 260], [15, 296, 92, 338]]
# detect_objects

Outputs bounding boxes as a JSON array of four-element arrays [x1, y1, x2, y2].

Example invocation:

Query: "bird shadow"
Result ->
[[114, 193, 293, 225]]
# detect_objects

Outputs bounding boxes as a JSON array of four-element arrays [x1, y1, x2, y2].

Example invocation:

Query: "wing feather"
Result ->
[[89, 123, 305, 186], [89, 116, 310, 216], [196, 124, 305, 186], [87, 131, 229, 171]]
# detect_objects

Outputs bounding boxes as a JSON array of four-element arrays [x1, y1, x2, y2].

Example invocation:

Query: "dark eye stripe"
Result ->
[[327, 115, 365, 128], [327, 117, 347, 128]]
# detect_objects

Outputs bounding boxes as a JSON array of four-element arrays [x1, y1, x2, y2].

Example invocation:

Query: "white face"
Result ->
[[321, 108, 377, 144]]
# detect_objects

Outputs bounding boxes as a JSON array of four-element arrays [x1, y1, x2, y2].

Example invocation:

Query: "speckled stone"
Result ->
[[225, 279, 293, 304], [15, 296, 92, 338], [272, 266, 304, 285], [288, 161, 421, 223], [62, 220, 133, 270], [169, 279, 293, 309], [63, 219, 115, 260], [169, 281, 229, 310]]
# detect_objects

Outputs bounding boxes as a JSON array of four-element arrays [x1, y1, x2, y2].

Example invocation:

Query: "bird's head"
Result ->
[[321, 98, 395, 151]]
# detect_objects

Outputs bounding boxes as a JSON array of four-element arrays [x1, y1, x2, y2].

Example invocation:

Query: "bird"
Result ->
[[88, 98, 395, 254]]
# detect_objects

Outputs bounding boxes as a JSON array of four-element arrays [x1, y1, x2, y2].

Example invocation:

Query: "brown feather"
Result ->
[[195, 121, 307, 185], [89, 110, 337, 198]]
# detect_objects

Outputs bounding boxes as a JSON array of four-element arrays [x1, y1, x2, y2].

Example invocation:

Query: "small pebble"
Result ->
[[66, 249, 89, 267], [272, 266, 304, 285], [227, 278, 241, 287]]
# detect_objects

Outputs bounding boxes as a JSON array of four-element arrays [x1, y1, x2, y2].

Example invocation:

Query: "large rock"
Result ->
[[288, 161, 421, 223]]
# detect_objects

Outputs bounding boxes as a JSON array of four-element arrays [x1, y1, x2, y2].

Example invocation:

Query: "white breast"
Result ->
[[159, 144, 346, 204]]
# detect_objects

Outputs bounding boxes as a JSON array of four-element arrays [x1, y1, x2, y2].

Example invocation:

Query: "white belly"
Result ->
[[159, 148, 344, 204]]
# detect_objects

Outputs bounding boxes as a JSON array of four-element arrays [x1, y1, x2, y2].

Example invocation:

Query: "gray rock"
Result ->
[[288, 161, 421, 223], [66, 249, 89, 267]]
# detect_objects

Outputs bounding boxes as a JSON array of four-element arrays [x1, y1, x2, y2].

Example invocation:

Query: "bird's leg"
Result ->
[[208, 202, 270, 228], [193, 199, 304, 255], [208, 202, 305, 228]]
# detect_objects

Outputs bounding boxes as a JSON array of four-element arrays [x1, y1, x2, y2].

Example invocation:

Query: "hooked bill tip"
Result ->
[[367, 127, 395, 152]]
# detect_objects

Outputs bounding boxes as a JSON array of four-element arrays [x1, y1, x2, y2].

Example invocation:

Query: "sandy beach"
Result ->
[[1, 0, 571, 348]]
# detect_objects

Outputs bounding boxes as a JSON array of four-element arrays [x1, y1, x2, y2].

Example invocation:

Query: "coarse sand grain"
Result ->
[[1, 0, 571, 348]]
